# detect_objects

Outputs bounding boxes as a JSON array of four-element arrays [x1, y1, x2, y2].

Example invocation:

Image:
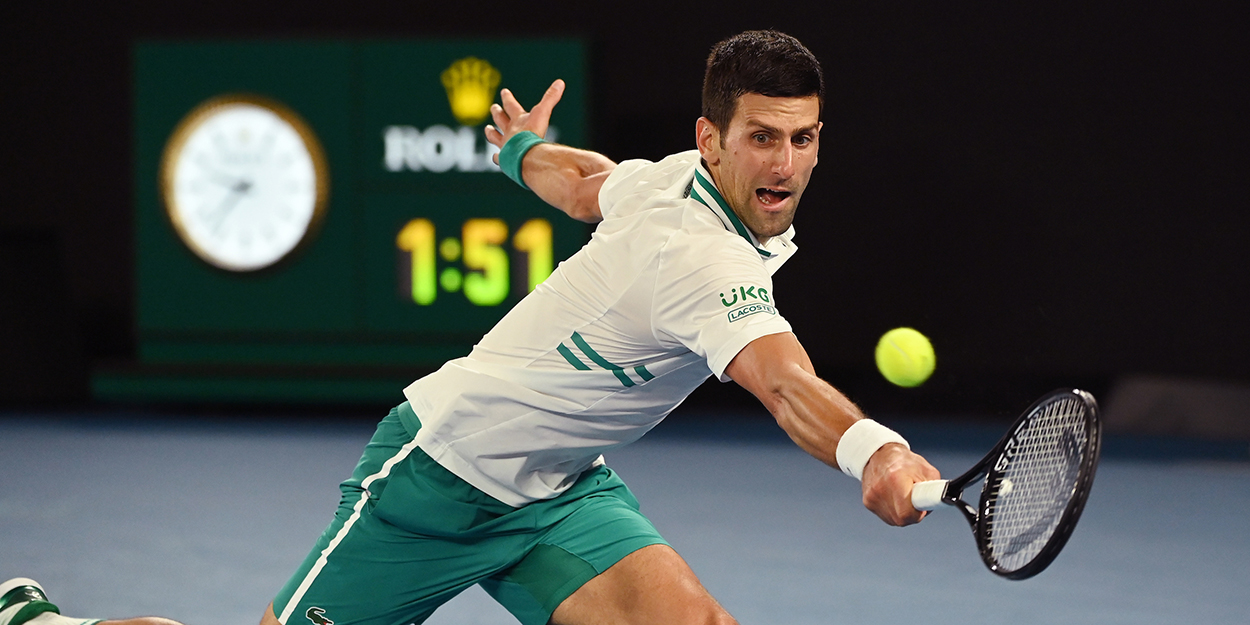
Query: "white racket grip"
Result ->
[[911, 479, 949, 511]]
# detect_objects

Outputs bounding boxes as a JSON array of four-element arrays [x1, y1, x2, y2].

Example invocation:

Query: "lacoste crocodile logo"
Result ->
[[306, 607, 333, 625]]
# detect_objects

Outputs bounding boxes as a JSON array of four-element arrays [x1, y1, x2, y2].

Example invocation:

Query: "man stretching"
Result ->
[[2, 29, 938, 625]]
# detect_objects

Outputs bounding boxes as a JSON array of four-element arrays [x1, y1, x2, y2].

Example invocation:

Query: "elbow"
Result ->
[[739, 372, 788, 420], [760, 386, 791, 423], [567, 166, 609, 223], [568, 201, 603, 223], [565, 181, 603, 223], [537, 179, 603, 223]]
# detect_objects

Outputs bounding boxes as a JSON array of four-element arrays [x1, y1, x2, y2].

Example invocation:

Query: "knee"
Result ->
[[701, 604, 739, 625], [260, 601, 282, 625]]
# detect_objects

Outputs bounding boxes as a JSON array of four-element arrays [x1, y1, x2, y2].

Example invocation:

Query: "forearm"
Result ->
[[769, 370, 938, 526], [729, 332, 939, 526], [726, 333, 864, 468], [758, 361, 866, 469], [520, 143, 614, 223]]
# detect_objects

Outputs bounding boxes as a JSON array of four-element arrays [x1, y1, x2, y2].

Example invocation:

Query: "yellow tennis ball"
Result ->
[[875, 327, 936, 387]]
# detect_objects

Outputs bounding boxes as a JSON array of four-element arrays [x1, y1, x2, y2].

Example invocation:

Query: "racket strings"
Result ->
[[984, 396, 1088, 571]]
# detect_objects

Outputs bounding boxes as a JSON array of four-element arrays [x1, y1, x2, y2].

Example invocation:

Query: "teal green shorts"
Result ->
[[272, 402, 668, 625]]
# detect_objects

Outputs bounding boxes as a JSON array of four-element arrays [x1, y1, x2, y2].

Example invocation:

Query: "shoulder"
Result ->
[[607, 150, 701, 187], [598, 150, 701, 218], [666, 225, 768, 276], [655, 214, 771, 295]]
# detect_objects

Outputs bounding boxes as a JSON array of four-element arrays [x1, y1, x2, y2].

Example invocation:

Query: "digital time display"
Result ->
[[397, 217, 553, 306], [133, 38, 588, 380]]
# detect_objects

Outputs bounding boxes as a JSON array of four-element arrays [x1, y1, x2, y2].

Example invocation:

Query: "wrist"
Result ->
[[835, 419, 910, 481], [499, 130, 546, 190]]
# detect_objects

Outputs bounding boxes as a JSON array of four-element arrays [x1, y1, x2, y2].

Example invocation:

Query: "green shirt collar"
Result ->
[[690, 162, 798, 259], [690, 162, 795, 262]]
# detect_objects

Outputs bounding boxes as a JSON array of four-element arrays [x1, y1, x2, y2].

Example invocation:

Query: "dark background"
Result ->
[[3, 1, 1247, 415]]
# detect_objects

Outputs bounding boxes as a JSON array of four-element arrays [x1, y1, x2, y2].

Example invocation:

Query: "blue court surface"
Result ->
[[2, 408, 1247, 624]]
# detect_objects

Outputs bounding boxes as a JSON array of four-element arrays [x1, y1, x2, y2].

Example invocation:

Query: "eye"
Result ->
[[793, 134, 814, 146], [752, 133, 770, 145]]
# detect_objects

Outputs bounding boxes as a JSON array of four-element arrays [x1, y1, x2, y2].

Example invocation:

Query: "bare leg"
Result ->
[[99, 620, 184, 625], [550, 544, 738, 625], [259, 602, 279, 625], [8, 616, 181, 625], [0, 579, 185, 625]]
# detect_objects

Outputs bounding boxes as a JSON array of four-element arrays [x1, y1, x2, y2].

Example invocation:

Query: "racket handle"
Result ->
[[911, 479, 949, 511]]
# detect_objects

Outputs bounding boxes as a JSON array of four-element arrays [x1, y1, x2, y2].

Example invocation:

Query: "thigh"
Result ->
[[271, 404, 520, 625], [479, 466, 669, 625], [549, 544, 737, 625], [272, 502, 487, 625]]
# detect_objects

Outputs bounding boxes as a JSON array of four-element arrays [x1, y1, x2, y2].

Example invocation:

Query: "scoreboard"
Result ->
[[100, 39, 588, 403]]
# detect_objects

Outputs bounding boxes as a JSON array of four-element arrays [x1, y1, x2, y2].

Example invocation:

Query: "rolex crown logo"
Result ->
[[441, 57, 501, 127]]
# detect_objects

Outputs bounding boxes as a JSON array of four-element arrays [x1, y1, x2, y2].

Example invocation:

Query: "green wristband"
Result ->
[[499, 130, 546, 190]]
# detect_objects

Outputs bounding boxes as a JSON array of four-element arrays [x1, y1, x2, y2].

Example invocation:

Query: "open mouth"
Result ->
[[756, 188, 792, 207]]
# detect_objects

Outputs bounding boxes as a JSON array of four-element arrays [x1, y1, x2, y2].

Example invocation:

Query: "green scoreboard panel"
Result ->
[[103, 39, 588, 403]]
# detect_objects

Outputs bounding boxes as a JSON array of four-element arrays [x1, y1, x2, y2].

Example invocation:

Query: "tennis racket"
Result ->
[[910, 388, 1102, 580]]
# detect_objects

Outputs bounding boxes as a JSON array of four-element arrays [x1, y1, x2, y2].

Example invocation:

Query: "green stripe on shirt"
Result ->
[[570, 332, 636, 388], [557, 344, 592, 370]]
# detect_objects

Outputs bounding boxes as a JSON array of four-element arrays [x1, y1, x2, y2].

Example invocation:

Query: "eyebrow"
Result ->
[[745, 121, 820, 136]]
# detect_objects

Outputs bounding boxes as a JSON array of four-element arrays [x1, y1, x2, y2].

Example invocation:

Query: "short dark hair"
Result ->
[[702, 30, 824, 134]]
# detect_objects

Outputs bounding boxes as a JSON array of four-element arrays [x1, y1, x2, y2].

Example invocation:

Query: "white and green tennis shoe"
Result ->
[[0, 578, 60, 625], [0, 579, 100, 625]]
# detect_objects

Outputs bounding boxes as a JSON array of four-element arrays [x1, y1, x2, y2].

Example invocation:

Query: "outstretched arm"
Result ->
[[485, 79, 615, 223], [724, 332, 941, 526]]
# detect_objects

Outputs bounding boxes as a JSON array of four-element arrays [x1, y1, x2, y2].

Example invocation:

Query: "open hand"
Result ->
[[484, 79, 565, 164]]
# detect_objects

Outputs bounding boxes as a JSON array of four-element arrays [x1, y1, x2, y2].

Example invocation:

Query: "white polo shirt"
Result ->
[[404, 149, 798, 506]]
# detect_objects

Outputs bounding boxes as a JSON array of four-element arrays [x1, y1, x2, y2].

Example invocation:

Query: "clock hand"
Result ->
[[209, 179, 254, 234], [193, 154, 249, 189], [208, 171, 248, 188]]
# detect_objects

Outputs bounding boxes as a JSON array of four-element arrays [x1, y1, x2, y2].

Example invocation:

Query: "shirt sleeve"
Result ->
[[652, 229, 793, 382], [598, 151, 701, 220], [597, 158, 654, 220]]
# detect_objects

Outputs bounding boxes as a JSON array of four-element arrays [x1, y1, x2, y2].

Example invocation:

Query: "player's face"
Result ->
[[698, 93, 822, 241]]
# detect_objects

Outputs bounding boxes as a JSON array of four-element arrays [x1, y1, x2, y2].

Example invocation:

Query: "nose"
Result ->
[[771, 143, 796, 179]]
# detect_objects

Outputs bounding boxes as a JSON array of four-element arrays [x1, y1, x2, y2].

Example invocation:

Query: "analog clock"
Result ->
[[161, 95, 329, 272]]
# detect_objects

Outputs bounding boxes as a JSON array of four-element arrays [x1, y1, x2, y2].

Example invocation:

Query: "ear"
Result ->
[[696, 117, 721, 165]]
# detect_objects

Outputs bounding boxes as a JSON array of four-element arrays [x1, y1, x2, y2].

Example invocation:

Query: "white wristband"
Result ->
[[835, 419, 910, 481]]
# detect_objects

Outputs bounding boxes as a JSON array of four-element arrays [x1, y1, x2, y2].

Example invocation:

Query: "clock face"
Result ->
[[162, 97, 328, 272]]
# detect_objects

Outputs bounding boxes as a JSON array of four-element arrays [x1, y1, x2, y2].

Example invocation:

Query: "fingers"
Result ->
[[499, 87, 525, 121], [893, 457, 941, 525], [530, 79, 566, 118], [489, 103, 509, 131], [920, 458, 941, 481], [898, 460, 941, 524], [870, 480, 927, 526], [861, 446, 940, 526], [494, 80, 565, 130], [484, 124, 504, 149], [487, 79, 565, 153]]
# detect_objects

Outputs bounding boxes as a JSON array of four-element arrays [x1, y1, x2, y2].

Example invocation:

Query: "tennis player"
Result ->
[[1, 30, 938, 625]]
